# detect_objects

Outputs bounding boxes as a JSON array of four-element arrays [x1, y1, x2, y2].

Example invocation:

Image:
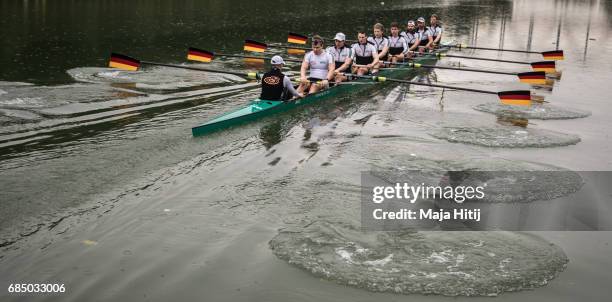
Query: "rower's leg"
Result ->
[[297, 82, 310, 95], [309, 83, 320, 94]]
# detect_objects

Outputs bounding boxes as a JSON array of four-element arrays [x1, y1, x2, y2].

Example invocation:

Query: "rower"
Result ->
[[401, 20, 420, 57], [416, 17, 433, 52], [387, 22, 408, 64], [367, 23, 389, 68], [298, 35, 335, 95], [260, 55, 304, 101], [326, 32, 353, 83], [351, 31, 379, 76], [428, 14, 443, 48]]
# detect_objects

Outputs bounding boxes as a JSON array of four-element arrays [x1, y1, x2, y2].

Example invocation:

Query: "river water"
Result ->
[[1, 0, 611, 301]]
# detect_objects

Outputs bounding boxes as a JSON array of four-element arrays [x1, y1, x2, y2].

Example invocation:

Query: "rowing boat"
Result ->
[[191, 44, 451, 136]]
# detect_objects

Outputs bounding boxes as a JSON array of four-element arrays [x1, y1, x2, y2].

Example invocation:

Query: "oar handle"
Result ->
[[344, 73, 498, 95], [267, 43, 310, 50], [453, 44, 541, 54], [440, 54, 531, 65], [141, 61, 260, 79], [216, 53, 302, 63]]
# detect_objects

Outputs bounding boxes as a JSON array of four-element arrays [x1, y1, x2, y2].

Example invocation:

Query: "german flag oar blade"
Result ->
[[531, 61, 556, 73], [187, 47, 214, 62], [244, 39, 267, 52], [517, 71, 547, 85], [109, 53, 140, 71], [498, 90, 532, 107], [287, 32, 308, 44], [542, 50, 564, 60]]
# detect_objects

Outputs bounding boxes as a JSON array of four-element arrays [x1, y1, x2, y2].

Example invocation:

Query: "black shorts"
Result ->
[[307, 77, 325, 82], [419, 39, 429, 46]]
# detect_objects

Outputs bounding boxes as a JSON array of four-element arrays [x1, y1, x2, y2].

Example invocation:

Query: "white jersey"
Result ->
[[351, 42, 378, 65], [367, 36, 389, 52], [400, 31, 419, 46], [350, 43, 377, 58], [387, 35, 407, 55], [417, 27, 430, 42], [326, 46, 352, 64], [304, 50, 333, 80], [428, 25, 443, 39]]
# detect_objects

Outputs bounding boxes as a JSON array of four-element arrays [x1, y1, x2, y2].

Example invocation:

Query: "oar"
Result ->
[[452, 44, 565, 60], [264, 41, 559, 73], [286, 32, 358, 44], [108, 53, 261, 79], [344, 73, 533, 107], [382, 61, 548, 85], [187, 47, 303, 63]]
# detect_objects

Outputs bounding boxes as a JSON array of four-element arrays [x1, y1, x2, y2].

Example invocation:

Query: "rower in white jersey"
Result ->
[[401, 20, 420, 57], [325, 32, 353, 83], [416, 17, 433, 53], [351, 31, 379, 75], [428, 14, 443, 49], [298, 35, 335, 95], [387, 22, 408, 64], [367, 23, 389, 66]]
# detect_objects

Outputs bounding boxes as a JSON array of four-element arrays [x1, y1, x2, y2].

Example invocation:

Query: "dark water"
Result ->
[[1, 0, 612, 301]]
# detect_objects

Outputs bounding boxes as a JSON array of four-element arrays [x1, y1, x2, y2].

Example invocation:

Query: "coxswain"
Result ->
[[326, 32, 353, 83], [351, 31, 379, 75], [298, 35, 335, 95], [416, 17, 432, 52], [428, 14, 443, 48], [401, 20, 420, 57], [367, 23, 389, 68], [387, 22, 408, 63], [260, 55, 304, 101]]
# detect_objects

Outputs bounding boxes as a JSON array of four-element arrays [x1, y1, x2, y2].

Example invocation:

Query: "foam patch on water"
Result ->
[[430, 126, 580, 148], [372, 158, 583, 203], [473, 103, 591, 120], [0, 109, 42, 121], [270, 221, 568, 296]]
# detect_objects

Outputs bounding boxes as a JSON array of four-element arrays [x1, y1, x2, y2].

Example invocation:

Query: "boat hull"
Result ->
[[192, 49, 447, 137]]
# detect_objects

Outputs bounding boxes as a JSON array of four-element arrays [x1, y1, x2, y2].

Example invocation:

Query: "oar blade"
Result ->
[[531, 61, 556, 73], [109, 53, 140, 71], [287, 48, 306, 55], [288, 32, 308, 44], [517, 71, 547, 85], [541, 50, 564, 60], [187, 47, 214, 63], [244, 39, 267, 53], [498, 90, 532, 107]]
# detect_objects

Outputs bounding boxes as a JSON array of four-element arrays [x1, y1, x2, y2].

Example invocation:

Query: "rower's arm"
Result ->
[[326, 60, 335, 81], [371, 48, 380, 66], [379, 45, 389, 59], [283, 76, 301, 97], [300, 58, 309, 79], [426, 34, 434, 49], [434, 29, 442, 44], [338, 56, 352, 72]]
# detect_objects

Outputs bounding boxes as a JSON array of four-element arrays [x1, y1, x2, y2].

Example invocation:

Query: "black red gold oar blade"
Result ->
[[498, 90, 532, 107], [541, 50, 564, 60], [187, 47, 214, 62], [109, 53, 140, 71], [287, 32, 308, 44], [287, 48, 306, 55], [244, 39, 267, 52], [531, 61, 556, 73], [517, 71, 547, 85]]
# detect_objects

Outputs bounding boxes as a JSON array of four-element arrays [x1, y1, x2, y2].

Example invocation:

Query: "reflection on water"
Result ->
[[0, 0, 611, 300]]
